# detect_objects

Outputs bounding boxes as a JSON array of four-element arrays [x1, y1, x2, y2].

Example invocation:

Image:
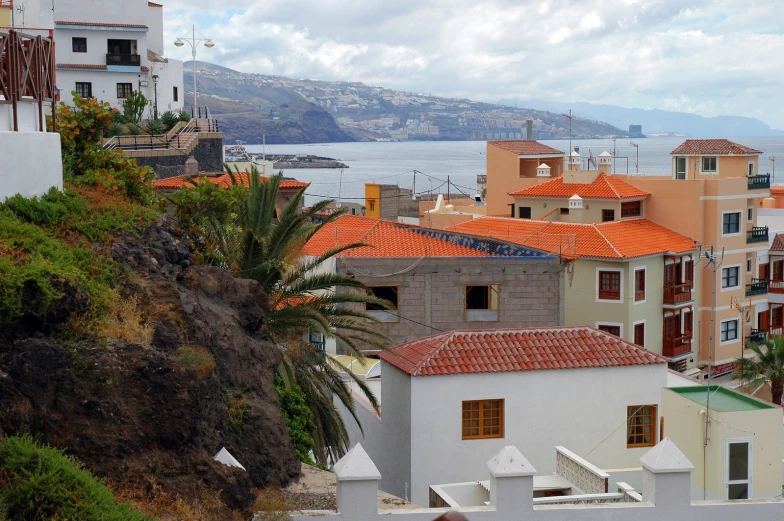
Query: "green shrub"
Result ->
[[0, 435, 151, 520], [161, 111, 179, 130], [275, 374, 316, 465], [178, 110, 192, 122], [146, 120, 165, 135], [110, 121, 124, 137], [127, 123, 143, 136], [172, 345, 216, 378]]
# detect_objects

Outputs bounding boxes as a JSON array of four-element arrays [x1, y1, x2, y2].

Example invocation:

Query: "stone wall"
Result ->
[[130, 134, 224, 178]]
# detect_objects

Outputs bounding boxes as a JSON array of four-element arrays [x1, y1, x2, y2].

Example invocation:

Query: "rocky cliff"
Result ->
[[0, 218, 300, 512]]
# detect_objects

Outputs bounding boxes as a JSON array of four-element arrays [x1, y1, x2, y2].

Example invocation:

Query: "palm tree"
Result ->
[[734, 335, 784, 405], [218, 166, 391, 464]]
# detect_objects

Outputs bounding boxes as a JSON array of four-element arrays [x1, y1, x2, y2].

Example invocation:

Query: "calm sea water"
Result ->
[[245, 137, 784, 206]]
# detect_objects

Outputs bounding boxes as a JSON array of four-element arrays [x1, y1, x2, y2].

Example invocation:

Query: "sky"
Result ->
[[162, 0, 784, 129]]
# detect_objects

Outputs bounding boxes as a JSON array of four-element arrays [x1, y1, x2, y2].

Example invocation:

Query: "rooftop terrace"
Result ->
[[667, 385, 776, 413]]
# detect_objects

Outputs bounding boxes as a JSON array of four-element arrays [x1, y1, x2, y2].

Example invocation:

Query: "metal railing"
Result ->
[[746, 278, 768, 297], [106, 53, 141, 67], [747, 226, 769, 244], [748, 174, 771, 190], [770, 279, 784, 293], [663, 282, 693, 304], [185, 106, 212, 119], [103, 116, 219, 152]]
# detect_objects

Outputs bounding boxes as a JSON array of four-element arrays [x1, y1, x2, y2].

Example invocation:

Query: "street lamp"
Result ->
[[151, 74, 159, 121], [629, 141, 639, 174], [174, 25, 215, 116]]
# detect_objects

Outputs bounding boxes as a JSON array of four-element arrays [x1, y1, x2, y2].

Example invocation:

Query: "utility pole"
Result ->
[[447, 175, 450, 203], [563, 110, 573, 155]]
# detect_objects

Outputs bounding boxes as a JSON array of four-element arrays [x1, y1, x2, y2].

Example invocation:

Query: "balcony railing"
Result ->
[[106, 53, 141, 66], [747, 328, 766, 345], [663, 335, 692, 358], [770, 279, 784, 294], [748, 174, 771, 190], [746, 278, 768, 297], [663, 282, 693, 305], [747, 226, 769, 244]]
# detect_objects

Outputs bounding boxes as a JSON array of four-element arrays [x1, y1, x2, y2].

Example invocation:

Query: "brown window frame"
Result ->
[[621, 201, 642, 218], [627, 404, 657, 448], [602, 209, 615, 222], [634, 269, 645, 302], [116, 83, 133, 99], [598, 324, 621, 337], [462, 399, 504, 440], [598, 270, 621, 301], [634, 323, 645, 347], [773, 307, 783, 328], [75, 82, 92, 98]]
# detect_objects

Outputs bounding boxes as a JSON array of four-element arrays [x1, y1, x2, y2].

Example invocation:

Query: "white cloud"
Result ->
[[160, 0, 784, 128]]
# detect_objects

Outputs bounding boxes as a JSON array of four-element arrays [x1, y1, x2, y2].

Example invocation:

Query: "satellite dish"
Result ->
[[335, 202, 342, 209]]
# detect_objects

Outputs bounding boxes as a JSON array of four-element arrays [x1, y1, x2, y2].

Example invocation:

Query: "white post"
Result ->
[[487, 446, 536, 514], [192, 25, 197, 114], [333, 444, 381, 519], [639, 437, 694, 510]]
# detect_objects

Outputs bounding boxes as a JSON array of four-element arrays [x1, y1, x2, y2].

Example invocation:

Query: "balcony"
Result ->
[[663, 282, 693, 305], [745, 278, 768, 297], [746, 226, 769, 244], [748, 174, 771, 190], [746, 328, 767, 345], [770, 279, 784, 294], [106, 53, 140, 67], [663, 335, 692, 358]]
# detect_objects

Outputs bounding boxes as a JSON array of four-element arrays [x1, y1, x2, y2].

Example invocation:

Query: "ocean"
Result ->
[[244, 137, 784, 206]]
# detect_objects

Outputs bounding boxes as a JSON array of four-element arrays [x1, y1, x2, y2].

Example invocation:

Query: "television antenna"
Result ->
[[769, 156, 776, 183], [563, 109, 573, 155], [15, 4, 26, 26]]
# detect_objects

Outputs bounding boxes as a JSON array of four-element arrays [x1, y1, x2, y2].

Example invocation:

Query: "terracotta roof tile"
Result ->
[[380, 326, 667, 376], [509, 173, 649, 200], [670, 139, 762, 156], [56, 64, 108, 70], [770, 186, 784, 195], [151, 173, 309, 191], [489, 140, 564, 156], [148, 1, 163, 6], [771, 233, 784, 252], [55, 21, 149, 29], [448, 216, 697, 260]]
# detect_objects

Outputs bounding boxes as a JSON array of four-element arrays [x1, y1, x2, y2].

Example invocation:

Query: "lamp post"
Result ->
[[629, 141, 639, 174], [174, 25, 215, 116], [151, 74, 159, 121]]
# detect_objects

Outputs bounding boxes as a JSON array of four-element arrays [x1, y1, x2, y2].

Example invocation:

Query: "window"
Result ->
[[723, 212, 741, 235], [465, 284, 500, 321], [773, 260, 784, 281], [772, 307, 783, 328], [702, 156, 718, 173], [685, 259, 694, 284], [634, 269, 645, 302], [598, 271, 621, 300], [684, 311, 693, 336], [602, 209, 615, 222], [627, 405, 657, 448], [722, 266, 740, 289], [75, 82, 92, 98], [369, 201, 375, 212], [598, 325, 621, 337], [518, 206, 531, 219], [675, 157, 687, 179], [721, 320, 739, 342], [559, 208, 569, 215], [634, 323, 645, 347], [462, 400, 504, 440], [725, 440, 752, 500], [747, 207, 753, 222], [116, 83, 133, 99], [173, 86, 179, 102], [748, 163, 754, 177], [747, 259, 752, 274], [72, 37, 87, 53], [366, 286, 399, 323], [621, 201, 641, 218]]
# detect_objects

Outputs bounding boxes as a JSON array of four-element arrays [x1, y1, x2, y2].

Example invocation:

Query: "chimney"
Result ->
[[526, 119, 533, 141], [568, 195, 583, 222], [185, 156, 199, 177], [598, 151, 613, 174]]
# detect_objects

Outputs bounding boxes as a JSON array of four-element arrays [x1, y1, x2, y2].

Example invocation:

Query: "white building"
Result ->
[[13, 0, 184, 117], [341, 326, 669, 506]]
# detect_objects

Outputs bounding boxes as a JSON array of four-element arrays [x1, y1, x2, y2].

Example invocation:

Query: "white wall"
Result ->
[[146, 3, 164, 55], [53, 0, 148, 26], [406, 364, 668, 506], [0, 131, 63, 202]]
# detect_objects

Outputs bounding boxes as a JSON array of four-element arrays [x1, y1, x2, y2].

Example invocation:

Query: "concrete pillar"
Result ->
[[185, 155, 199, 176], [487, 445, 536, 514], [333, 443, 381, 519], [639, 437, 694, 510]]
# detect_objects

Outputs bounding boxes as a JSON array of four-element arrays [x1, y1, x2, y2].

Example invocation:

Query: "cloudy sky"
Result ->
[[162, 0, 784, 129]]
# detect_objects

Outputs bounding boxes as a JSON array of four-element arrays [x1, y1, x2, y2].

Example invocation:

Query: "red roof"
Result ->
[[489, 140, 564, 156], [151, 173, 309, 191], [449, 217, 697, 261], [55, 21, 149, 29], [57, 64, 108, 70], [148, 1, 163, 6], [379, 326, 666, 377], [509, 173, 649, 200], [303, 215, 497, 258], [771, 233, 784, 252], [670, 139, 762, 156]]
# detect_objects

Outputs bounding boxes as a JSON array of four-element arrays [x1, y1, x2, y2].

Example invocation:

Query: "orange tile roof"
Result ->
[[771, 233, 784, 252], [670, 139, 762, 155], [770, 186, 784, 196], [148, 1, 163, 6], [448, 217, 697, 261], [379, 326, 666, 376], [509, 173, 649, 200], [55, 21, 149, 29], [489, 140, 564, 156], [151, 173, 309, 191]]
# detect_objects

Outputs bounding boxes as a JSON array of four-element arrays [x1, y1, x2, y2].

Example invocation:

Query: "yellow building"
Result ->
[[0, 1, 11, 26]]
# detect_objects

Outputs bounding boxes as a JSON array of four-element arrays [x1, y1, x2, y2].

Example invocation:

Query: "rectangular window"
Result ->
[[748, 207, 753, 222], [518, 206, 531, 219], [621, 201, 641, 218], [559, 208, 570, 215], [75, 82, 92, 98], [721, 320, 739, 342], [634, 323, 645, 347], [598, 325, 621, 337], [748, 163, 754, 177], [599, 271, 621, 300], [722, 266, 740, 289], [634, 269, 645, 302], [72, 37, 87, 53], [685, 260, 694, 284], [702, 156, 718, 173], [173, 86, 179, 102], [462, 399, 504, 440], [627, 405, 657, 448], [773, 260, 784, 281], [366, 286, 399, 323], [747, 259, 752, 274], [602, 209, 615, 222], [772, 307, 783, 328], [726, 440, 752, 500], [684, 310, 693, 336], [369, 201, 375, 212], [675, 157, 687, 179], [465, 284, 500, 321], [117, 83, 133, 99], [723, 212, 741, 235]]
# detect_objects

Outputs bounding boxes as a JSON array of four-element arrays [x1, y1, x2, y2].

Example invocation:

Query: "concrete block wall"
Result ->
[[131, 135, 225, 177], [339, 257, 564, 346]]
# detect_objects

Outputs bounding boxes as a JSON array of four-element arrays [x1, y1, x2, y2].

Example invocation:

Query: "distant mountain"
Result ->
[[187, 62, 628, 144], [499, 99, 784, 138]]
